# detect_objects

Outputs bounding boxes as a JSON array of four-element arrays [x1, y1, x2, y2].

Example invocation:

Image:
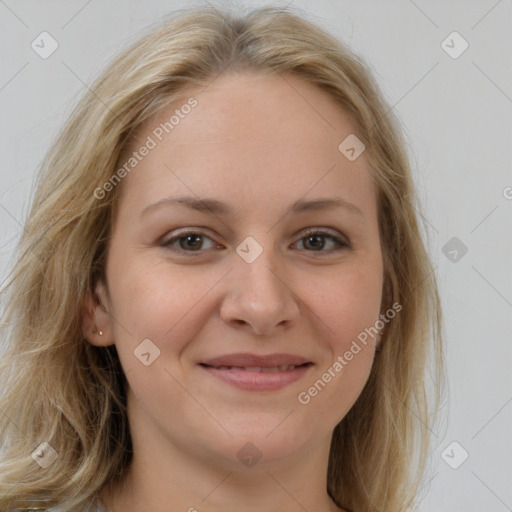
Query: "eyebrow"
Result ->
[[140, 195, 364, 219]]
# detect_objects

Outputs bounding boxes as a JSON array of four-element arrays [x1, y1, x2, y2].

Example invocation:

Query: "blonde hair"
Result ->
[[0, 5, 444, 511]]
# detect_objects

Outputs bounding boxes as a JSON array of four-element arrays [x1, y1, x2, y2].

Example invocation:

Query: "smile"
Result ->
[[199, 362, 314, 391], [206, 364, 303, 372]]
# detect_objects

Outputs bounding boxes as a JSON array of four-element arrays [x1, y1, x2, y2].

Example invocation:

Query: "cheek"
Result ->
[[107, 259, 213, 416], [312, 260, 383, 346], [296, 260, 382, 419], [107, 255, 213, 357]]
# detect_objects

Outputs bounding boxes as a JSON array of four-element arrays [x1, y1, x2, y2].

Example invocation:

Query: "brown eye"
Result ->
[[177, 234, 204, 251]]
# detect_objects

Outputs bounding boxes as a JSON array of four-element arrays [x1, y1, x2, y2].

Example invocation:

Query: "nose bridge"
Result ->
[[242, 252, 284, 299], [220, 237, 299, 335], [237, 241, 288, 306]]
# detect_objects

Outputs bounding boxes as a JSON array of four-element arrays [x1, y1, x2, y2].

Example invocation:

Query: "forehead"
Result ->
[[115, 70, 376, 220]]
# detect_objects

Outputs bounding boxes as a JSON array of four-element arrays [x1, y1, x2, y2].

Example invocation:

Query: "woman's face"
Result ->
[[92, 70, 383, 471]]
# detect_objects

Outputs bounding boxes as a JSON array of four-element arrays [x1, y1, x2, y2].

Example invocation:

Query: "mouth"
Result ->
[[199, 363, 312, 372], [198, 358, 314, 391]]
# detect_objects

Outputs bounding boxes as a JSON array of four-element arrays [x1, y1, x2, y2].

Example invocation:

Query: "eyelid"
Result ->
[[299, 226, 349, 243]]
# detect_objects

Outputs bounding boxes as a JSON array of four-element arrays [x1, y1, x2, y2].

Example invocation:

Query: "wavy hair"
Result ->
[[0, 5, 444, 511]]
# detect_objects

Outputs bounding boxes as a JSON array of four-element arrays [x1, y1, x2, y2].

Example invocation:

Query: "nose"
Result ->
[[219, 249, 300, 336]]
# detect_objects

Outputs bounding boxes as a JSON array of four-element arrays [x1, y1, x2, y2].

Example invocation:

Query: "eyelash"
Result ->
[[160, 228, 350, 256]]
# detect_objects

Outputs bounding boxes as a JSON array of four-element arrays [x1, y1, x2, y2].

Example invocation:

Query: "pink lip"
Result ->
[[201, 352, 311, 368], [199, 352, 314, 392]]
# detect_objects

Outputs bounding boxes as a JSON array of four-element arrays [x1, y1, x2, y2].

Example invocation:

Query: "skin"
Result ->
[[82, 70, 384, 512]]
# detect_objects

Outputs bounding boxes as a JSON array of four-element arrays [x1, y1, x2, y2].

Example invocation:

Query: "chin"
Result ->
[[191, 421, 313, 471]]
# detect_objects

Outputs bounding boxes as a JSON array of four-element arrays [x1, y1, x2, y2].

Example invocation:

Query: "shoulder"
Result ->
[[13, 496, 110, 512]]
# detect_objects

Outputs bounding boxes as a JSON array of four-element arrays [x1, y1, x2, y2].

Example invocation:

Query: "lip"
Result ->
[[201, 352, 312, 368], [199, 352, 314, 391]]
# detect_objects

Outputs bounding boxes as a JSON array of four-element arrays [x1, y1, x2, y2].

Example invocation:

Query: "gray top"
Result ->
[[91, 496, 112, 512], [24, 495, 113, 512]]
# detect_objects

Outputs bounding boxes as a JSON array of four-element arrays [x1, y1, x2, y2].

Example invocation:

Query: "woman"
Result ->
[[0, 5, 444, 512]]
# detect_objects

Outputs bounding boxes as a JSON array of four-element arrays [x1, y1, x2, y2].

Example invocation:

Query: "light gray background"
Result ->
[[1, 1, 511, 510]]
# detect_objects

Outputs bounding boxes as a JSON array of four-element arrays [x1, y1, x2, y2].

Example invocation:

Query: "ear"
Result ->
[[81, 279, 114, 347]]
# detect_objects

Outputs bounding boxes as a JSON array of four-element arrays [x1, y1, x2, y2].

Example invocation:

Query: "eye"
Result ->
[[293, 228, 350, 254], [160, 230, 219, 254], [160, 227, 350, 256]]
